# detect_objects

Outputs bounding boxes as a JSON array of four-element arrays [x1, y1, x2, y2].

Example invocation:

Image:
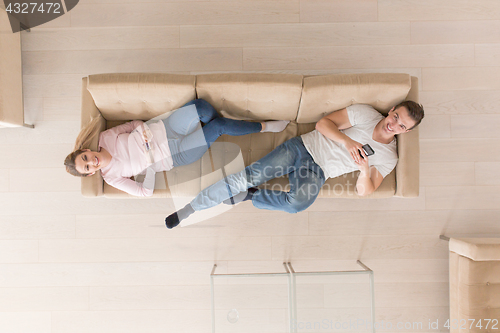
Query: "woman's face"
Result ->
[[75, 149, 103, 175]]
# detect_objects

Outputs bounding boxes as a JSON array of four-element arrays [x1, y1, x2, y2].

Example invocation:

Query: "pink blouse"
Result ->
[[98, 120, 173, 196]]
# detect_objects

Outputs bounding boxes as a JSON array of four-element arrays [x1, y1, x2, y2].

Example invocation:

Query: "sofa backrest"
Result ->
[[86, 73, 196, 121], [196, 73, 303, 121], [297, 73, 412, 123]]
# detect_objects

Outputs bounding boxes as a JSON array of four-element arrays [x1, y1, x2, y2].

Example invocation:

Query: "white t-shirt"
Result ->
[[301, 104, 398, 180]]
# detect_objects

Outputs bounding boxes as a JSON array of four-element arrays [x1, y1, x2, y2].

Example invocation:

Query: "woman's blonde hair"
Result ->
[[64, 115, 103, 177]]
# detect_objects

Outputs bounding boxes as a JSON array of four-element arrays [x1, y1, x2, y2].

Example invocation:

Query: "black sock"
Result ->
[[165, 204, 195, 229], [223, 187, 258, 205]]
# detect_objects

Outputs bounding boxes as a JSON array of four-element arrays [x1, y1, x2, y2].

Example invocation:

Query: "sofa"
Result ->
[[80, 72, 420, 199], [0, 7, 33, 128], [445, 237, 500, 333]]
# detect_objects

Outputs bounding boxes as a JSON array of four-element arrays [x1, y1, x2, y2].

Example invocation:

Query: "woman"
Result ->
[[64, 99, 289, 197]]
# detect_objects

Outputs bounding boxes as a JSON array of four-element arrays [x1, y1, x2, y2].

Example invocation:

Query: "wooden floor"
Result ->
[[1, 0, 500, 332]]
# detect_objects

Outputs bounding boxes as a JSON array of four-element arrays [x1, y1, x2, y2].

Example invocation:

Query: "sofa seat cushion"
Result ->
[[450, 252, 500, 333], [196, 73, 303, 121], [87, 73, 196, 121], [296, 123, 395, 198], [216, 121, 394, 198]]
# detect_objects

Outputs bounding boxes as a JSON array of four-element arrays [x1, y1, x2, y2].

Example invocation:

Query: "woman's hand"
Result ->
[[343, 138, 366, 164]]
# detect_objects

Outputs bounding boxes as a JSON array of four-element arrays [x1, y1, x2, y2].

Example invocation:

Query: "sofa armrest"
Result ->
[[81, 77, 106, 198], [394, 128, 419, 197], [395, 76, 420, 198], [0, 9, 24, 127], [450, 237, 500, 261]]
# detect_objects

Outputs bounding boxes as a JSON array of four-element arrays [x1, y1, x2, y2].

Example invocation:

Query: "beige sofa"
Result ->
[[81, 72, 420, 199], [0, 8, 33, 128], [446, 237, 500, 332]]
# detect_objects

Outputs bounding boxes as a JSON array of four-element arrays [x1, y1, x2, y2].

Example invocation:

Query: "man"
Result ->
[[165, 101, 424, 228]]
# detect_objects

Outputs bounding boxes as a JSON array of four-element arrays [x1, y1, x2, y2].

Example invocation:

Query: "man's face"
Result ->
[[383, 106, 417, 135]]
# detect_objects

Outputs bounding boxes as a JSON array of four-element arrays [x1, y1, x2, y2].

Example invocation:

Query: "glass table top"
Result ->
[[211, 262, 375, 333]]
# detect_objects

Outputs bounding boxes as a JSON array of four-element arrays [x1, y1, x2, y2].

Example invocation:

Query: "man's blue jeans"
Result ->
[[190, 136, 327, 213]]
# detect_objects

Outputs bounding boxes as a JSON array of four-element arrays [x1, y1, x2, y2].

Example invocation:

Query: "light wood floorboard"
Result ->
[[0, 121, 80, 145], [271, 235, 448, 260], [0, 215, 76, 240], [0, 144, 73, 169], [475, 43, 500, 66], [38, 237, 273, 262], [243, 45, 474, 70], [23, 26, 180, 51], [419, 90, 500, 114], [378, 0, 500, 21], [180, 22, 410, 48], [23, 49, 243, 74], [475, 162, 500, 186], [0, 240, 39, 263], [418, 115, 451, 139], [300, 0, 378, 23], [411, 20, 500, 44], [422, 67, 500, 90], [420, 162, 475, 186], [451, 114, 500, 138], [51, 310, 212, 333], [0, 192, 176, 215], [23, 97, 44, 123], [0, 262, 223, 287], [70, 2, 300, 27], [10, 167, 81, 192], [0, 170, 9, 192], [0, 287, 89, 311], [0, 313, 52, 333], [420, 138, 500, 162], [75, 212, 309, 238], [42, 97, 81, 121], [426, 186, 500, 210], [309, 209, 500, 235], [89, 285, 212, 310], [22, 74, 86, 98]]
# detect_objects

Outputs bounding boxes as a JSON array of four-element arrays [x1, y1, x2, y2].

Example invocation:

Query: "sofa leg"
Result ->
[[439, 235, 450, 241], [23, 123, 35, 128]]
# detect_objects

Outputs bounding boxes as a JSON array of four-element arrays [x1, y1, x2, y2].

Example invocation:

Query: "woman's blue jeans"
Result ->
[[163, 99, 262, 167], [190, 136, 326, 213]]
